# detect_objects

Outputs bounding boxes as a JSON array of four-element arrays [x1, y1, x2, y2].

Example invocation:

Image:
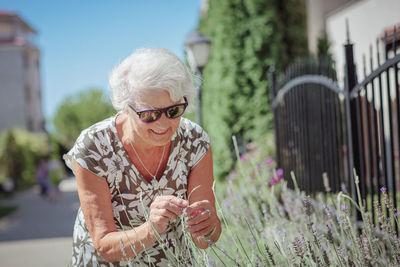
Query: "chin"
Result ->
[[148, 132, 173, 147]]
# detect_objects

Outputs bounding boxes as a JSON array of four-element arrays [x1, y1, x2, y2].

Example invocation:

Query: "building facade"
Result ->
[[0, 10, 44, 132], [305, 0, 400, 86]]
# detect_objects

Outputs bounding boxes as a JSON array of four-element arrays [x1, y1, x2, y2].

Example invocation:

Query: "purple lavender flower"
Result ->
[[120, 239, 127, 257], [221, 246, 227, 256], [341, 183, 347, 194], [266, 157, 275, 165], [269, 177, 277, 186], [178, 175, 185, 184], [246, 142, 254, 150], [276, 168, 284, 180], [380, 187, 387, 192], [341, 204, 348, 212]]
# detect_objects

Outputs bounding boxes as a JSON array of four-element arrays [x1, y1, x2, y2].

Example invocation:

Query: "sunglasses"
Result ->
[[128, 97, 188, 123]]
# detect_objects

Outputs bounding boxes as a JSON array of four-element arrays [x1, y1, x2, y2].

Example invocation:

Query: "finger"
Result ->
[[152, 208, 177, 220], [184, 200, 210, 215], [168, 196, 189, 208], [192, 224, 215, 238], [186, 209, 211, 226], [163, 202, 186, 216], [153, 200, 187, 217], [187, 222, 213, 237], [156, 195, 189, 209]]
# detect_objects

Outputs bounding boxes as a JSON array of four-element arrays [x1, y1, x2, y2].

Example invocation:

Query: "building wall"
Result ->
[[24, 47, 44, 131], [305, 0, 354, 55], [326, 0, 400, 86], [0, 45, 28, 130], [0, 12, 44, 132]]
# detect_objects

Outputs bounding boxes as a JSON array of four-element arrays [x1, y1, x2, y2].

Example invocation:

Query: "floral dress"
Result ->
[[64, 114, 210, 267]]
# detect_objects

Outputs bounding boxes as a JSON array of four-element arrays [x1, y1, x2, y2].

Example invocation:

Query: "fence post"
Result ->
[[269, 63, 282, 176], [343, 21, 361, 220]]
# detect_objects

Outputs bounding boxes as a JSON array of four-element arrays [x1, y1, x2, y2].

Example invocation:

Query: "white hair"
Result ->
[[109, 48, 199, 111]]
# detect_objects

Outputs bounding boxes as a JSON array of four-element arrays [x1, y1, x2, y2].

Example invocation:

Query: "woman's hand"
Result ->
[[148, 195, 188, 235], [184, 200, 218, 238]]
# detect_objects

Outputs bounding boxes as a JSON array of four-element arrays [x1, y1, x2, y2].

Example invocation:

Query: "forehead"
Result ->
[[134, 89, 179, 108]]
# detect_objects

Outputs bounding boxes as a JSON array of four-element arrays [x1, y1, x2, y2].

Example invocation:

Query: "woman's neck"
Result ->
[[117, 112, 167, 153]]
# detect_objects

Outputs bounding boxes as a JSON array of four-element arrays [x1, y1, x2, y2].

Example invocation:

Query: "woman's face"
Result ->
[[128, 89, 183, 148]]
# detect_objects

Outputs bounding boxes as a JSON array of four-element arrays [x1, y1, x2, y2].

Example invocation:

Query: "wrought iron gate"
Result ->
[[270, 26, 400, 225]]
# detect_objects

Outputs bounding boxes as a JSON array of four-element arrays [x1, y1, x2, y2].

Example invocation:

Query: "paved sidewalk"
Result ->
[[0, 177, 80, 267]]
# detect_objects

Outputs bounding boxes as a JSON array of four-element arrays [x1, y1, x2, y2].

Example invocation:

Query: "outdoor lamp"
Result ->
[[184, 30, 211, 72], [184, 30, 211, 126]]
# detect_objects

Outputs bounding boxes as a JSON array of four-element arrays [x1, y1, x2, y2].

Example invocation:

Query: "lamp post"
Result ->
[[184, 30, 211, 126]]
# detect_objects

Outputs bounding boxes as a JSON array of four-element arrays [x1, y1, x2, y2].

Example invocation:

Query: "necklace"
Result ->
[[130, 142, 166, 184]]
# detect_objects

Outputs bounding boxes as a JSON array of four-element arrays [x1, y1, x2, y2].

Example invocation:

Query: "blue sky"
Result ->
[[1, 0, 201, 127]]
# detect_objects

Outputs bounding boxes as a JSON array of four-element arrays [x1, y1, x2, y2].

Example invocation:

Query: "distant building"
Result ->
[[305, 0, 400, 85], [0, 10, 44, 132]]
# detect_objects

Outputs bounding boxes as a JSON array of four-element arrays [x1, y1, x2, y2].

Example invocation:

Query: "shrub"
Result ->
[[0, 129, 51, 190]]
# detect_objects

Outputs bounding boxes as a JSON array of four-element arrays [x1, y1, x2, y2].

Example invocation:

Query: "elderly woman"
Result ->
[[64, 48, 221, 266]]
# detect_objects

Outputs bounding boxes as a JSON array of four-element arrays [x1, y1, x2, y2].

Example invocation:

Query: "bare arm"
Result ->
[[74, 161, 187, 262], [185, 148, 222, 249]]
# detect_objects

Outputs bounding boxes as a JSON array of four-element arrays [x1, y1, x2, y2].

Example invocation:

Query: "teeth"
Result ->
[[152, 129, 167, 134]]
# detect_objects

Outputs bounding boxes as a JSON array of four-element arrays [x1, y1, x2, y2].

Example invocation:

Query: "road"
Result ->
[[0, 177, 80, 267]]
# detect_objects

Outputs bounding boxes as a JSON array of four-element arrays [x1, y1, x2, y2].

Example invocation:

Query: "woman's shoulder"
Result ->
[[178, 118, 210, 143], [179, 118, 204, 134]]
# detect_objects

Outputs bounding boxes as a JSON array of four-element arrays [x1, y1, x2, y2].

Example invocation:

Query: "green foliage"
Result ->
[[317, 31, 336, 72], [317, 31, 332, 59], [0, 129, 51, 189], [198, 0, 308, 179], [53, 88, 115, 149]]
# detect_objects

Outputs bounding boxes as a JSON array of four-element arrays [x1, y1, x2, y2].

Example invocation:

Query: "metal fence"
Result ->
[[270, 25, 400, 227]]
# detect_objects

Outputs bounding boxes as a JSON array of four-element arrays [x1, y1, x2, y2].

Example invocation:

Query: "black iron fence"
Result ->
[[270, 25, 400, 227]]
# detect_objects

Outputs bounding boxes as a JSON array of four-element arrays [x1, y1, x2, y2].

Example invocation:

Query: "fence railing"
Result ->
[[270, 25, 400, 230]]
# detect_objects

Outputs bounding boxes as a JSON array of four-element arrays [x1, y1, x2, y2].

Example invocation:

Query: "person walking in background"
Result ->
[[36, 156, 62, 202], [64, 48, 221, 266], [36, 157, 50, 198]]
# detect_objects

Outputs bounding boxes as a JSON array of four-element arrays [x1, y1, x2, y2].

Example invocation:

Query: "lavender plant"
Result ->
[[112, 135, 400, 266]]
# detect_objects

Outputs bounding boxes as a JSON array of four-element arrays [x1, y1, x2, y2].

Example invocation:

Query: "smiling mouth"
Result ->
[[151, 129, 168, 135]]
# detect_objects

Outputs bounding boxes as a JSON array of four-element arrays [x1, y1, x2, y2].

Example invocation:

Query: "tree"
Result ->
[[53, 88, 115, 148], [198, 0, 308, 179]]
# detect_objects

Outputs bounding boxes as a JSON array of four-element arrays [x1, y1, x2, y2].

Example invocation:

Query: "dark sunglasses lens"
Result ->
[[166, 105, 185, 118], [140, 111, 161, 122]]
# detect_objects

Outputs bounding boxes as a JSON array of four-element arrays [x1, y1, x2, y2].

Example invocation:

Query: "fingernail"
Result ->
[[182, 200, 188, 206]]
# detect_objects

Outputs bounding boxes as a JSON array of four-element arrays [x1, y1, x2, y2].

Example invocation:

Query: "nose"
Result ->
[[154, 112, 170, 128]]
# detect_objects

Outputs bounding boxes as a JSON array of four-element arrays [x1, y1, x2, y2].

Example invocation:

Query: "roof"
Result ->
[[0, 10, 37, 34], [382, 24, 400, 45]]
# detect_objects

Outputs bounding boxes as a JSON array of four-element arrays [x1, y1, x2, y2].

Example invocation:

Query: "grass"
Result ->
[[0, 205, 17, 219]]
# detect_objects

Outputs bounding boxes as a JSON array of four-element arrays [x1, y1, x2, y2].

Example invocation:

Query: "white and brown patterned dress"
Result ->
[[64, 114, 210, 266]]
